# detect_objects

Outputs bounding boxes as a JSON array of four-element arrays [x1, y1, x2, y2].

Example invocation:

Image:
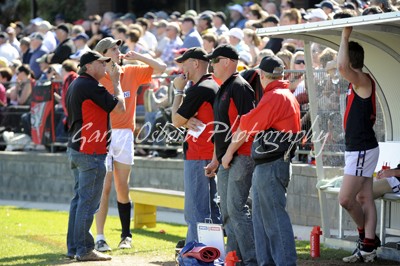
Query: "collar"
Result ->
[[263, 79, 290, 93]]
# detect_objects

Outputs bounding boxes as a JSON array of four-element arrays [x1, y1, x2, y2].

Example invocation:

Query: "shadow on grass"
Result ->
[[131, 226, 185, 244], [0, 253, 74, 266]]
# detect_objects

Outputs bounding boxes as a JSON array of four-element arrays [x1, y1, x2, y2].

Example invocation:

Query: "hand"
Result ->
[[377, 169, 393, 179], [204, 160, 219, 178], [107, 61, 121, 82], [173, 74, 188, 91], [123, 51, 139, 61], [342, 27, 353, 39], [185, 116, 202, 131], [221, 152, 233, 169]]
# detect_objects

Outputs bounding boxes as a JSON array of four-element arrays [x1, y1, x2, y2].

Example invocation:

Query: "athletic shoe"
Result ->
[[351, 236, 381, 254], [95, 239, 112, 252], [118, 236, 132, 249], [76, 249, 112, 261], [343, 249, 377, 263]]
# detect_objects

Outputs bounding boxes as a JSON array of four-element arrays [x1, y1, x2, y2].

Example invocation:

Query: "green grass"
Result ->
[[0, 206, 353, 265]]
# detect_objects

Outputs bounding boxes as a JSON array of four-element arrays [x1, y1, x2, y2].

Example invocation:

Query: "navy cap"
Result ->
[[79, 51, 111, 67], [73, 33, 89, 41], [258, 56, 284, 76]]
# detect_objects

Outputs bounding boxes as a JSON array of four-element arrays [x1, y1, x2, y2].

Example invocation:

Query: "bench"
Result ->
[[380, 193, 400, 244], [129, 187, 184, 228]]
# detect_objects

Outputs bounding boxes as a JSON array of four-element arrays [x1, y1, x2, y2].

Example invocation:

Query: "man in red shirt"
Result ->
[[222, 56, 300, 265], [171, 47, 221, 243]]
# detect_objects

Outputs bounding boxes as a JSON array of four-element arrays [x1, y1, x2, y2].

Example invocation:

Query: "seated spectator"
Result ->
[[70, 33, 91, 61], [160, 22, 183, 68], [7, 64, 34, 106], [19, 37, 32, 64], [28, 32, 48, 79], [202, 33, 218, 53], [228, 4, 248, 29], [0, 32, 20, 64], [50, 24, 76, 64], [212, 12, 229, 36], [374, 166, 400, 199], [180, 16, 203, 48]]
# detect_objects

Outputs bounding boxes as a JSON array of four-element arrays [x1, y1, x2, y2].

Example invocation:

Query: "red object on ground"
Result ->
[[310, 226, 322, 258], [183, 246, 221, 263], [225, 250, 241, 266]]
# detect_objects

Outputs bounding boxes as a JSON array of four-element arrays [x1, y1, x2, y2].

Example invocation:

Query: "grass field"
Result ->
[[0, 206, 398, 265]]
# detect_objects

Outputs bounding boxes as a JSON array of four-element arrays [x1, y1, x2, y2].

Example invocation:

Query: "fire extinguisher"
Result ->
[[310, 226, 322, 258]]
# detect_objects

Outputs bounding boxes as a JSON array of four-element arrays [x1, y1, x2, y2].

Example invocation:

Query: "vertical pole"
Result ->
[[304, 41, 330, 238]]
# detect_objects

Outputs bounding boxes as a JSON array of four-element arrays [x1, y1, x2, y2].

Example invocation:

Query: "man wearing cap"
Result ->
[[93, 37, 166, 252], [316, 0, 336, 16], [51, 23, 76, 64], [197, 13, 213, 35], [228, 4, 248, 29], [304, 8, 329, 22], [66, 51, 126, 261], [171, 47, 221, 243], [212, 11, 229, 36], [222, 55, 300, 266], [181, 16, 203, 49], [160, 22, 183, 68], [0, 32, 19, 64], [38, 21, 57, 52], [204, 44, 257, 265], [70, 33, 91, 60], [28, 32, 48, 79]]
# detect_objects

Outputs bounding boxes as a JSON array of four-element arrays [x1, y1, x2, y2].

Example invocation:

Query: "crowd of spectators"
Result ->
[[0, 0, 397, 152]]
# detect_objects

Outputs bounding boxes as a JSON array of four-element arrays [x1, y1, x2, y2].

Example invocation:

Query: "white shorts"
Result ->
[[344, 146, 379, 177], [107, 129, 134, 165], [386, 176, 400, 193]]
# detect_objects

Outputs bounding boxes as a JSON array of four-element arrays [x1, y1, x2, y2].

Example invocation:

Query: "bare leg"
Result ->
[[355, 178, 376, 239], [114, 161, 131, 204], [96, 171, 113, 235], [372, 179, 392, 199]]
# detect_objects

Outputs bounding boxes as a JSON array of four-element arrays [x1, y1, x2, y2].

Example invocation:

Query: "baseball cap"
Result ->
[[144, 12, 157, 20], [206, 44, 239, 60], [304, 8, 328, 20], [199, 13, 213, 22], [72, 33, 89, 41], [181, 15, 196, 24], [29, 32, 44, 41], [120, 12, 136, 22], [56, 24, 70, 34], [228, 4, 244, 14], [175, 47, 209, 63], [214, 11, 226, 22], [94, 37, 122, 54], [38, 21, 53, 31], [315, 0, 334, 10], [228, 28, 244, 41], [243, 1, 254, 7], [78, 51, 111, 67], [258, 55, 284, 76]]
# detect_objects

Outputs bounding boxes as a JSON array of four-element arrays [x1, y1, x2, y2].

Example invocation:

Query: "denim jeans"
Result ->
[[66, 148, 107, 257], [184, 160, 221, 243], [218, 155, 257, 266], [252, 158, 297, 266]]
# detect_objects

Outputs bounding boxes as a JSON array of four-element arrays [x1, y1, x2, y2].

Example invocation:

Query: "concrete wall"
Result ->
[[0, 151, 357, 229]]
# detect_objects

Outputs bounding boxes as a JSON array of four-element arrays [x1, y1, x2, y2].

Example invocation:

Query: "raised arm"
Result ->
[[124, 51, 167, 75]]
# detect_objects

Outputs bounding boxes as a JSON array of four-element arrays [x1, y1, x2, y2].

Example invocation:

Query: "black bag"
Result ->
[[251, 128, 298, 165]]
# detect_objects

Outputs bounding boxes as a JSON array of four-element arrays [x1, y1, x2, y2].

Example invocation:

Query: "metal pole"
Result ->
[[304, 41, 330, 238]]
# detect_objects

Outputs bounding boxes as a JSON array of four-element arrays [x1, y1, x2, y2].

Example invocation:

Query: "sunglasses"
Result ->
[[211, 57, 226, 64], [294, 59, 305, 65]]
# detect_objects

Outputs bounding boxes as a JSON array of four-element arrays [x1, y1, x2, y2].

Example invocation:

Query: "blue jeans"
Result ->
[[184, 160, 221, 243], [218, 155, 257, 266], [66, 148, 107, 257], [252, 158, 297, 266]]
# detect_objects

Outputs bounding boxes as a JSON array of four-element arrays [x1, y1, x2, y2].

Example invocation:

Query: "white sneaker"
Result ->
[[95, 240, 112, 252], [343, 249, 377, 263], [118, 236, 132, 249]]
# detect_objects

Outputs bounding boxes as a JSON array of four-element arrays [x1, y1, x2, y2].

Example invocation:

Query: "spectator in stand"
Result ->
[[0, 32, 20, 64], [280, 8, 302, 25], [112, 25, 129, 54], [154, 20, 169, 58], [70, 33, 91, 61], [171, 47, 221, 244], [197, 13, 214, 35], [120, 13, 136, 26], [276, 49, 293, 80], [316, 0, 337, 17], [0, 68, 10, 107], [304, 8, 329, 22], [228, 28, 249, 54], [160, 22, 183, 68], [212, 12, 229, 36], [170, 11, 181, 22], [136, 18, 158, 53], [143, 12, 157, 35], [20, 37, 32, 64], [37, 21, 57, 53], [93, 37, 166, 252], [87, 15, 109, 49], [124, 29, 153, 57], [181, 16, 203, 49], [50, 24, 76, 64], [7, 64, 34, 106], [28, 32, 47, 79], [228, 4, 248, 29], [71, 25, 86, 38], [247, 3, 268, 22], [370, 0, 398, 12], [204, 44, 257, 265], [261, 0, 279, 16], [66, 50, 125, 262], [6, 27, 20, 53], [362, 6, 384, 15], [35, 53, 53, 81], [261, 15, 283, 54], [100, 12, 115, 36], [280, 0, 296, 17], [202, 33, 218, 53], [243, 28, 261, 67], [54, 13, 66, 26]]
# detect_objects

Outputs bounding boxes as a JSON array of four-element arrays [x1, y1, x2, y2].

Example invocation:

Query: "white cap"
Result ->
[[304, 8, 328, 20], [38, 21, 53, 31], [228, 4, 244, 14], [228, 28, 244, 41], [239, 51, 252, 65]]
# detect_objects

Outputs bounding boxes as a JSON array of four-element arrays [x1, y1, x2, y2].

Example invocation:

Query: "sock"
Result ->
[[357, 227, 365, 240], [118, 201, 132, 238], [96, 234, 105, 242], [362, 238, 375, 252]]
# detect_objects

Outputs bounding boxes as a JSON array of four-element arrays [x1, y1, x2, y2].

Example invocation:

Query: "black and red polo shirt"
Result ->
[[66, 73, 118, 154], [177, 74, 218, 160], [213, 73, 255, 162], [343, 74, 378, 151]]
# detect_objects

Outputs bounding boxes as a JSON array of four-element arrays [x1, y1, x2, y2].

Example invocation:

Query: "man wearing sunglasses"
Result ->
[[171, 47, 221, 244], [204, 44, 257, 265]]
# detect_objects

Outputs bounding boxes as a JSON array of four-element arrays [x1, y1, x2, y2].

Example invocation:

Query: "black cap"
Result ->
[[205, 44, 239, 60], [56, 24, 69, 34], [258, 56, 284, 76], [175, 47, 209, 63], [0, 32, 8, 39], [78, 51, 111, 67], [199, 13, 213, 22]]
